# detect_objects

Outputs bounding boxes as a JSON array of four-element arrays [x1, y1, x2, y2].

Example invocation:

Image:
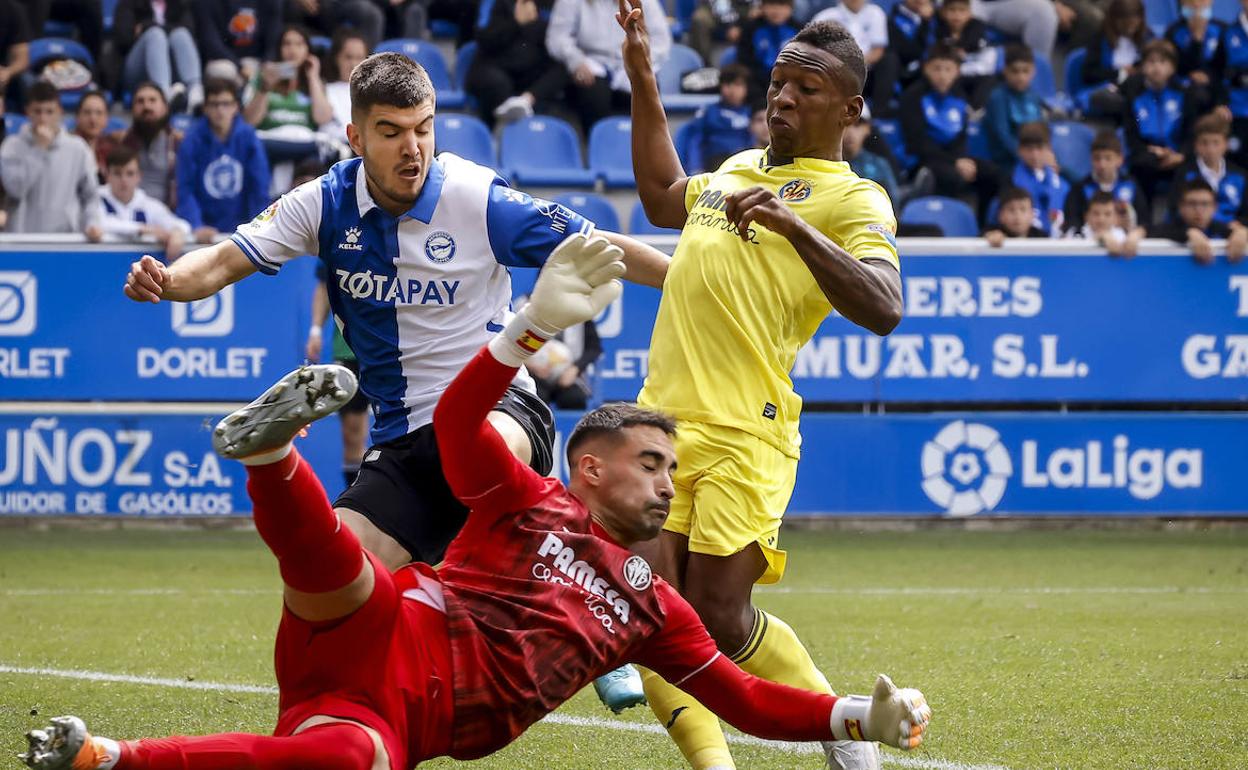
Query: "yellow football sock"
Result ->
[[640, 666, 734, 770], [731, 607, 834, 694]]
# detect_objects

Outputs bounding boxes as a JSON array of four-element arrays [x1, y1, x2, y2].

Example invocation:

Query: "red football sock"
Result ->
[[115, 724, 374, 770], [245, 448, 364, 594]]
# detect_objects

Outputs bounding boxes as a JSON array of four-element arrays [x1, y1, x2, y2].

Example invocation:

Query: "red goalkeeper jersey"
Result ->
[[431, 347, 838, 761]]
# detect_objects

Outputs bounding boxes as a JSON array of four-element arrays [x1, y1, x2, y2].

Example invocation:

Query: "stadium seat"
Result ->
[[435, 113, 496, 167], [872, 0, 903, 12], [1029, 54, 1070, 111], [106, 115, 130, 134], [309, 35, 332, 55], [29, 37, 94, 71], [901, 196, 979, 237], [500, 115, 597, 186], [718, 48, 737, 67], [553, 192, 621, 232], [430, 20, 460, 39], [589, 117, 636, 188], [4, 113, 28, 135], [873, 118, 916, 173], [454, 42, 478, 112], [1050, 121, 1096, 181], [103, 0, 119, 30], [658, 43, 716, 112], [673, 120, 700, 173], [374, 39, 466, 109], [1213, 0, 1238, 20], [1143, 0, 1179, 29], [630, 200, 681, 235], [1061, 48, 1099, 114], [170, 114, 193, 134]]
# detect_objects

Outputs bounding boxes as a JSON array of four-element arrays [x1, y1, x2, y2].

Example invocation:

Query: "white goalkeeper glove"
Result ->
[[828, 674, 931, 751], [489, 232, 625, 367]]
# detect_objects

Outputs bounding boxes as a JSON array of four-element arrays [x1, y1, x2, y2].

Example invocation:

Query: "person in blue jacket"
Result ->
[[1213, 0, 1248, 168], [176, 78, 272, 242], [1008, 121, 1070, 236], [736, 0, 801, 92], [1122, 39, 1198, 199], [983, 44, 1046, 168], [684, 64, 754, 173]]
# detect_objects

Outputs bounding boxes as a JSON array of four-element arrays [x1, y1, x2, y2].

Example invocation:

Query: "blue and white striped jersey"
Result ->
[[232, 153, 594, 444]]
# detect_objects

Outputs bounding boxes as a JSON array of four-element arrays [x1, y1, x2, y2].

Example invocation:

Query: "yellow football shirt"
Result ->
[[637, 149, 899, 458]]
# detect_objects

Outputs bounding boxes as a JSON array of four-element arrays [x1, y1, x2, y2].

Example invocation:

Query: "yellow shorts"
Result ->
[[663, 420, 798, 584]]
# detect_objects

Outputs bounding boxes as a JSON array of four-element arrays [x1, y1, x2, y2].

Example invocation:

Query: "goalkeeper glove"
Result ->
[[828, 674, 931, 751]]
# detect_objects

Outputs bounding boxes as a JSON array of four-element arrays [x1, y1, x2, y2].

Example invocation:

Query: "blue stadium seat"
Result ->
[[106, 115, 130, 134], [374, 39, 466, 109], [500, 115, 596, 186], [103, 0, 118, 30], [29, 37, 95, 70], [435, 113, 496, 167], [589, 117, 636, 188], [553, 192, 621, 232], [901, 196, 979, 237], [1029, 54, 1071, 111], [1051, 120, 1095, 181], [658, 43, 716, 112], [872, 0, 902, 13], [309, 35, 332, 55], [966, 119, 991, 161], [1213, 0, 1238, 20], [1062, 48, 1100, 113], [454, 42, 478, 112], [630, 200, 681, 235], [5, 113, 28, 135], [719, 48, 737, 67], [1144, 0, 1179, 29], [673, 121, 700, 173], [170, 114, 193, 134], [873, 118, 916, 173], [430, 20, 460, 39]]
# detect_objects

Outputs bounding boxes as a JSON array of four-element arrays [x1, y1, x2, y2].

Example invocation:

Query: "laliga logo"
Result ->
[[0, 271, 37, 336], [921, 420, 1012, 517], [172, 285, 235, 337]]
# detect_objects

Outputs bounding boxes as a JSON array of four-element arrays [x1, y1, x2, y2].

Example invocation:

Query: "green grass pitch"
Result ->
[[2, 527, 1246, 769]]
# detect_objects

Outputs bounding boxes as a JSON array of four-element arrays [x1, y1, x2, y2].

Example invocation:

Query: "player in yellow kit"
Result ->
[[616, 2, 904, 768]]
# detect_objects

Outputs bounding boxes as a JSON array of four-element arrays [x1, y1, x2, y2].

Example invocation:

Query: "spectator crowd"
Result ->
[[1, 0, 1245, 261]]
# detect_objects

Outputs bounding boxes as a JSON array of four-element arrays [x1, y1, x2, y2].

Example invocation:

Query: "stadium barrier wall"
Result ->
[[1, 239, 1245, 516]]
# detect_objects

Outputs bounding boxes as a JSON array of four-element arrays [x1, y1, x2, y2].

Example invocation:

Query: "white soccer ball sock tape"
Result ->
[[828, 674, 932, 751], [489, 233, 625, 368]]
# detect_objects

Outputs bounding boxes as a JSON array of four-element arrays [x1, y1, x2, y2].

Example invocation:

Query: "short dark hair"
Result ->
[[1017, 121, 1051, 148], [350, 52, 434, 117], [998, 185, 1033, 208], [720, 63, 751, 86], [1004, 43, 1034, 67], [131, 80, 167, 103], [1140, 39, 1178, 67], [941, 0, 971, 7], [925, 42, 961, 65], [792, 21, 867, 94], [204, 78, 239, 103], [1193, 112, 1230, 140], [1088, 191, 1117, 208], [27, 80, 60, 106], [1180, 178, 1216, 200], [75, 89, 107, 113], [1091, 129, 1123, 155], [105, 145, 139, 169], [566, 403, 677, 463]]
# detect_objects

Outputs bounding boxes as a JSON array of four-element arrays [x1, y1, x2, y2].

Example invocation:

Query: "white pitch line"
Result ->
[[0, 664, 1012, 770]]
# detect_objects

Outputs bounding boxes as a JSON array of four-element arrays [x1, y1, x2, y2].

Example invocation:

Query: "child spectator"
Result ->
[[1148, 178, 1236, 263], [468, 0, 568, 127], [983, 185, 1048, 245], [1215, 0, 1248, 168], [176, 79, 271, 243], [900, 44, 996, 216], [930, 0, 997, 107], [983, 44, 1045, 168], [72, 90, 112, 178], [0, 81, 101, 237], [1068, 190, 1145, 256], [1164, 0, 1225, 114], [685, 64, 753, 173], [1167, 113, 1247, 225], [813, 0, 890, 108], [883, 0, 934, 102], [99, 145, 191, 261], [844, 110, 899, 204], [1081, 0, 1151, 117], [735, 0, 800, 92], [1009, 121, 1070, 236], [1064, 129, 1150, 232], [1123, 40, 1196, 198]]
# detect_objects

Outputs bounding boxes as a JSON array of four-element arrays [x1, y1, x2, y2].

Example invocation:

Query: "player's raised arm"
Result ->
[[435, 234, 626, 512], [617, 0, 689, 229]]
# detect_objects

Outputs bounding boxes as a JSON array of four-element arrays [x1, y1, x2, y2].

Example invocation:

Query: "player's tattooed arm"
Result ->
[[617, 0, 690, 229], [600, 231, 670, 288], [724, 186, 902, 336], [123, 240, 257, 303]]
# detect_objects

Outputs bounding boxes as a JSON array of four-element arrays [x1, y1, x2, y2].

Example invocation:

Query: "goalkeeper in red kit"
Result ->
[[21, 234, 930, 770]]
